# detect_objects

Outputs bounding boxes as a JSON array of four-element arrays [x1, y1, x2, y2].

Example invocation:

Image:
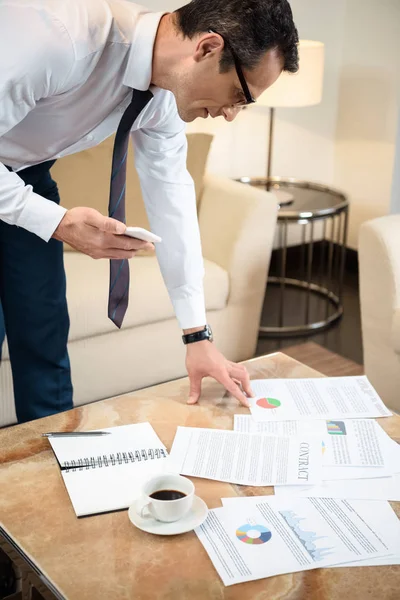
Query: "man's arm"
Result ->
[[131, 91, 206, 330], [131, 90, 253, 406]]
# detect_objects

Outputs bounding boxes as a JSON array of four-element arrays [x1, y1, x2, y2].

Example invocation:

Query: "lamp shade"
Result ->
[[257, 40, 325, 108]]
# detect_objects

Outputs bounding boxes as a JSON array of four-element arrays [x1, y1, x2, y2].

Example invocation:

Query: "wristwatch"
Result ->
[[182, 324, 214, 345]]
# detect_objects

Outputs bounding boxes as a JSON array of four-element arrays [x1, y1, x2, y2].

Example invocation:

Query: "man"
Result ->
[[0, 0, 299, 423]]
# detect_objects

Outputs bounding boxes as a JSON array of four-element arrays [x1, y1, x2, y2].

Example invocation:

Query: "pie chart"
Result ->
[[256, 397, 281, 409], [236, 523, 272, 545]]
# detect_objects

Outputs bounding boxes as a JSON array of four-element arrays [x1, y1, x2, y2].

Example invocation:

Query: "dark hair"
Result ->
[[175, 0, 299, 74]]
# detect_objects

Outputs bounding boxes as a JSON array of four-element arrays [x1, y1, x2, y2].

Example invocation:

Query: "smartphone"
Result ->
[[124, 227, 162, 243]]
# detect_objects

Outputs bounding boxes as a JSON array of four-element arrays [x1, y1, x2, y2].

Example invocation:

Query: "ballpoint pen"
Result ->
[[42, 431, 111, 437]]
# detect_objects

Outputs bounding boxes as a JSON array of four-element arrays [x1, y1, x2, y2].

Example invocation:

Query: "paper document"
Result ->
[[249, 376, 391, 421], [169, 427, 322, 486], [234, 415, 325, 436], [322, 465, 393, 481], [332, 555, 400, 568], [196, 496, 399, 586], [321, 438, 400, 481], [221, 497, 400, 569], [274, 473, 400, 502], [234, 415, 392, 468]]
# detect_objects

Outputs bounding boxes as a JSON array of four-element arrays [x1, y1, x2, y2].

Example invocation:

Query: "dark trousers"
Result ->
[[0, 161, 73, 423]]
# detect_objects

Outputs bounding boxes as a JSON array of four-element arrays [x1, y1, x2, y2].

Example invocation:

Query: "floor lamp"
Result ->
[[249, 40, 325, 203]]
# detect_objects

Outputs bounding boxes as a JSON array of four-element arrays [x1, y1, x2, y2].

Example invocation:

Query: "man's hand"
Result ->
[[53, 207, 154, 258], [185, 340, 254, 407]]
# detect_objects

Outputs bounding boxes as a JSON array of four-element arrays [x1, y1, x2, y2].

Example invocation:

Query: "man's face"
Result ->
[[173, 38, 284, 123]]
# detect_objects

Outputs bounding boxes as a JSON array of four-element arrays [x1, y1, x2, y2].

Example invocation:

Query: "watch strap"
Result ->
[[182, 326, 212, 345]]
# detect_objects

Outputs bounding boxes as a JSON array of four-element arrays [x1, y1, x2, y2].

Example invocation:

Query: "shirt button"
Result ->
[[85, 134, 94, 141]]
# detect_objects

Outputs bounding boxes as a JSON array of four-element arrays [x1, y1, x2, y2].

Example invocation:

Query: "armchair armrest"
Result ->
[[198, 174, 278, 306], [359, 214, 400, 411]]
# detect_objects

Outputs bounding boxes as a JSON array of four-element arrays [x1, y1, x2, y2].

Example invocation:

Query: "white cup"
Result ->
[[135, 474, 194, 523]]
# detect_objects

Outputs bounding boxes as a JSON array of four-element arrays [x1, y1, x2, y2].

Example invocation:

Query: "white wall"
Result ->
[[142, 0, 182, 11], [143, 0, 400, 248], [333, 0, 400, 247]]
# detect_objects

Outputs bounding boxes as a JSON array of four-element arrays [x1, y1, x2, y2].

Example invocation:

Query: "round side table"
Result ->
[[237, 177, 349, 337]]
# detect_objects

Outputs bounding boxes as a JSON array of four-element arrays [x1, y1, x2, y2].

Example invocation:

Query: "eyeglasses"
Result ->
[[209, 29, 256, 106]]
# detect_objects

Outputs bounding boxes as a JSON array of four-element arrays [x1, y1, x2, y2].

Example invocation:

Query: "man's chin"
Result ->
[[176, 106, 206, 123], [176, 108, 195, 123]]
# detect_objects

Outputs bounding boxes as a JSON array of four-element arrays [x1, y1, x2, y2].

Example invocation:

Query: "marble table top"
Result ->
[[0, 352, 399, 599]]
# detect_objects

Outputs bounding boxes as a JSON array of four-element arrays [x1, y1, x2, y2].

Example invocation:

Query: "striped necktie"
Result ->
[[108, 89, 153, 328]]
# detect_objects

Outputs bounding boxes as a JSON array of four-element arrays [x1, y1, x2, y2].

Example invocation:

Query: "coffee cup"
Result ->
[[135, 474, 194, 523]]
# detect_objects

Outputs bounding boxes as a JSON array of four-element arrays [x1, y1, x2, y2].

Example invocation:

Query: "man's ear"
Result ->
[[193, 32, 224, 63]]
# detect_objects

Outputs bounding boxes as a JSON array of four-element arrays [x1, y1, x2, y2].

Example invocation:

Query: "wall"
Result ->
[[333, 0, 400, 247], [142, 0, 182, 12], [143, 0, 400, 248]]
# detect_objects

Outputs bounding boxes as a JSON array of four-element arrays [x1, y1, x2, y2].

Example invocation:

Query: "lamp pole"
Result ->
[[266, 107, 275, 191]]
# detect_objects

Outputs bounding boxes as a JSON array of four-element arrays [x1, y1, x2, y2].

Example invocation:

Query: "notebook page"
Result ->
[[61, 456, 172, 517], [49, 422, 165, 467]]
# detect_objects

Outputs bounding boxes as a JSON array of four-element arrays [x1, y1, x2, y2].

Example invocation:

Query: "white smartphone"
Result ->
[[124, 227, 162, 243]]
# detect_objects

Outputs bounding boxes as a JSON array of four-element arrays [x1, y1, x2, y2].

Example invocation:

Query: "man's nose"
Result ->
[[221, 106, 242, 122]]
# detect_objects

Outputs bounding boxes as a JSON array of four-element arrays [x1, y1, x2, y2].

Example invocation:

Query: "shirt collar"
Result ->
[[124, 11, 167, 91]]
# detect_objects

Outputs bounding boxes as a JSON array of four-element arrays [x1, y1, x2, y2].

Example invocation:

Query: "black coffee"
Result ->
[[150, 489, 186, 501]]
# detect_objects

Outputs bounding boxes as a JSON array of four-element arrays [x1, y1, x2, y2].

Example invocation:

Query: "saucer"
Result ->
[[128, 495, 208, 536]]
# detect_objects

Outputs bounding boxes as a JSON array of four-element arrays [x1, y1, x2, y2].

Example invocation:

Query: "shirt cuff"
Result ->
[[171, 293, 207, 330], [16, 191, 67, 242]]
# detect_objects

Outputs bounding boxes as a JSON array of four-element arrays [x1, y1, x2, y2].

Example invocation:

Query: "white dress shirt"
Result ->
[[0, 0, 206, 329]]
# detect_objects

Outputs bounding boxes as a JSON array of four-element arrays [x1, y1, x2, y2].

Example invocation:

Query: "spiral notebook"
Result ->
[[49, 422, 169, 517]]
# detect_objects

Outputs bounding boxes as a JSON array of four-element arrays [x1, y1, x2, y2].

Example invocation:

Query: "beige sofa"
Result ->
[[0, 134, 278, 427], [359, 214, 400, 413]]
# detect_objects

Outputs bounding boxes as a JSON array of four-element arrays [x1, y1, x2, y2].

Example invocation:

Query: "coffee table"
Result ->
[[1, 353, 399, 600]]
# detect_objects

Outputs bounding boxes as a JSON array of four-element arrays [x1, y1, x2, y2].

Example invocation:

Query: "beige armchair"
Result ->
[[359, 214, 400, 412], [0, 134, 278, 426]]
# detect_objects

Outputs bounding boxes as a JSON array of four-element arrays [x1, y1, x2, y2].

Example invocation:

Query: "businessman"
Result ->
[[0, 0, 299, 423]]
